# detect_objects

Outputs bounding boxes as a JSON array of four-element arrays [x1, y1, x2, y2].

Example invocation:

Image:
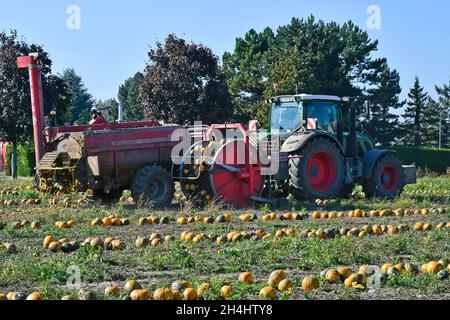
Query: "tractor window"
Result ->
[[271, 103, 302, 133], [305, 101, 339, 134]]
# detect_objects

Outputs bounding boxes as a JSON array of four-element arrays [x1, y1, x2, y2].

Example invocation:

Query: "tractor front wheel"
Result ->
[[363, 154, 405, 198], [131, 166, 174, 208], [289, 137, 344, 200]]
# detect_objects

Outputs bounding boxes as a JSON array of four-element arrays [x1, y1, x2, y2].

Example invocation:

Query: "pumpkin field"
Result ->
[[0, 177, 449, 301]]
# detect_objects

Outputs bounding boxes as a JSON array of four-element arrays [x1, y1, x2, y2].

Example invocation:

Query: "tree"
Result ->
[[366, 64, 404, 146], [223, 16, 388, 125], [61, 68, 95, 125], [118, 72, 144, 121], [403, 76, 428, 146], [0, 30, 71, 178], [434, 81, 450, 148], [140, 34, 233, 125], [95, 98, 119, 122], [421, 97, 441, 147]]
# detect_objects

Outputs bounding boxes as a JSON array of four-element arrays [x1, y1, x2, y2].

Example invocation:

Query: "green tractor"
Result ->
[[266, 94, 416, 200]]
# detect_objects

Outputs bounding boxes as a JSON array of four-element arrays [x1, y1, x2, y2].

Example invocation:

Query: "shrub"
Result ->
[[5, 142, 36, 177], [391, 146, 450, 175]]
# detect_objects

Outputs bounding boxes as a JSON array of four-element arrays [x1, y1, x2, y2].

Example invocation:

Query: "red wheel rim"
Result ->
[[380, 166, 398, 192], [306, 151, 336, 193]]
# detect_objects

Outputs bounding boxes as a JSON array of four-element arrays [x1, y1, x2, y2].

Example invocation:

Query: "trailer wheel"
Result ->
[[289, 137, 344, 200], [131, 166, 174, 208], [363, 154, 405, 198]]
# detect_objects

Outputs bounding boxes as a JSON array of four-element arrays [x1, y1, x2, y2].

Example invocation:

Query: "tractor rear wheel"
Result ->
[[131, 166, 174, 208], [289, 137, 344, 200], [363, 154, 405, 198]]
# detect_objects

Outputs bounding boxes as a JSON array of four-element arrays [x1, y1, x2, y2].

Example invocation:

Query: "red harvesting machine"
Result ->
[[17, 53, 184, 207]]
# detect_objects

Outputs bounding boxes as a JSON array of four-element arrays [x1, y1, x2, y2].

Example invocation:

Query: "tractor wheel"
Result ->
[[289, 137, 344, 200], [363, 154, 405, 198], [131, 166, 174, 208], [339, 184, 355, 199]]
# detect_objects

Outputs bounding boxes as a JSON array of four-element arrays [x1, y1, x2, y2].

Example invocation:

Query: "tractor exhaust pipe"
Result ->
[[17, 53, 45, 167], [346, 97, 358, 158]]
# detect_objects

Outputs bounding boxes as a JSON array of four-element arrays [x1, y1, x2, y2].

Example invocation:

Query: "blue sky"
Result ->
[[1, 0, 449, 107]]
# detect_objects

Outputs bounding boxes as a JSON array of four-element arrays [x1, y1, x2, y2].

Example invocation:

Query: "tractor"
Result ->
[[177, 94, 416, 208]]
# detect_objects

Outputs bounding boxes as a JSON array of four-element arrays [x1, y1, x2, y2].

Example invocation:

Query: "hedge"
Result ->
[[5, 142, 36, 177], [391, 146, 450, 175]]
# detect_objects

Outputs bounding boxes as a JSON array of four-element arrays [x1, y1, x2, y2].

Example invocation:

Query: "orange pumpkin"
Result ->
[[259, 286, 277, 299], [302, 276, 319, 292], [239, 272, 254, 284], [278, 279, 294, 292]]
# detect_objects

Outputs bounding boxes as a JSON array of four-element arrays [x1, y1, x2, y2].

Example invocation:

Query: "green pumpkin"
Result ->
[[437, 270, 449, 280]]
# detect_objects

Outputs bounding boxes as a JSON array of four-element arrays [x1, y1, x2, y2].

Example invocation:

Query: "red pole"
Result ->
[[17, 54, 45, 167]]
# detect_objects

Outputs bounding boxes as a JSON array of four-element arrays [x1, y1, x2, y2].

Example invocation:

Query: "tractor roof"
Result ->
[[270, 94, 342, 103]]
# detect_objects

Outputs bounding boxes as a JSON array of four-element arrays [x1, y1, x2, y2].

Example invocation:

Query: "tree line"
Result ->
[[1, 16, 450, 172]]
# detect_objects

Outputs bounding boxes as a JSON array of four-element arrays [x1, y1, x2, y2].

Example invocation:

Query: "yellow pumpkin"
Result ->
[[259, 286, 277, 299], [197, 283, 210, 296], [43, 235, 56, 249], [26, 292, 42, 300], [326, 269, 341, 283], [381, 263, 394, 273], [239, 272, 254, 284], [48, 241, 62, 252], [105, 285, 120, 296], [153, 288, 168, 300], [278, 279, 294, 292], [426, 261, 444, 274], [221, 285, 232, 298], [338, 267, 353, 281], [183, 288, 198, 300], [124, 280, 141, 294], [302, 276, 320, 292], [311, 211, 321, 219], [0, 294, 7, 300], [130, 289, 151, 300]]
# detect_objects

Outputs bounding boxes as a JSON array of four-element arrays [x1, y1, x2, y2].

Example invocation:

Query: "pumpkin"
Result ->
[[183, 288, 198, 300], [381, 263, 394, 274], [275, 230, 285, 238], [151, 238, 162, 247], [302, 276, 319, 291], [6, 292, 17, 300], [31, 221, 40, 230], [404, 263, 419, 274], [216, 236, 227, 245], [426, 261, 444, 274], [0, 294, 7, 300], [437, 270, 449, 280], [135, 237, 149, 248], [423, 223, 432, 231], [48, 241, 62, 252], [354, 209, 363, 217], [239, 272, 254, 284], [326, 269, 341, 283], [438, 259, 449, 268], [26, 292, 43, 300], [12, 221, 22, 230], [91, 218, 102, 227], [124, 280, 141, 294], [321, 212, 329, 219], [388, 226, 399, 235], [278, 279, 294, 292], [311, 211, 321, 219], [105, 285, 120, 297], [259, 286, 277, 299], [394, 263, 405, 272], [153, 288, 168, 300], [421, 208, 430, 216], [197, 283, 210, 296], [221, 285, 232, 298], [172, 280, 191, 292], [338, 267, 353, 281], [130, 289, 151, 300], [4, 243, 17, 254], [338, 211, 345, 218], [11, 292, 27, 300], [90, 238, 104, 248]]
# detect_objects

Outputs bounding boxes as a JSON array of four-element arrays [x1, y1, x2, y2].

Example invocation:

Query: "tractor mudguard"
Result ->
[[362, 149, 394, 179], [281, 130, 345, 155]]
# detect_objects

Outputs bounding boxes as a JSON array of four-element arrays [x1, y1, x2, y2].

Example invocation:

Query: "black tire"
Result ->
[[289, 137, 344, 200], [339, 184, 355, 199], [362, 154, 405, 198], [131, 166, 174, 208]]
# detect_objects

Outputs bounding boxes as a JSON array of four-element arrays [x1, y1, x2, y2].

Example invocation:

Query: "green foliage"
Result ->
[[118, 72, 144, 121], [223, 16, 389, 127], [60, 68, 95, 125], [140, 34, 234, 124], [95, 98, 119, 122], [391, 146, 450, 174], [5, 142, 36, 176], [402, 77, 429, 146]]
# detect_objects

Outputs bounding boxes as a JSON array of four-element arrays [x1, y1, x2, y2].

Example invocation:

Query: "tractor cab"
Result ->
[[266, 94, 416, 200]]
